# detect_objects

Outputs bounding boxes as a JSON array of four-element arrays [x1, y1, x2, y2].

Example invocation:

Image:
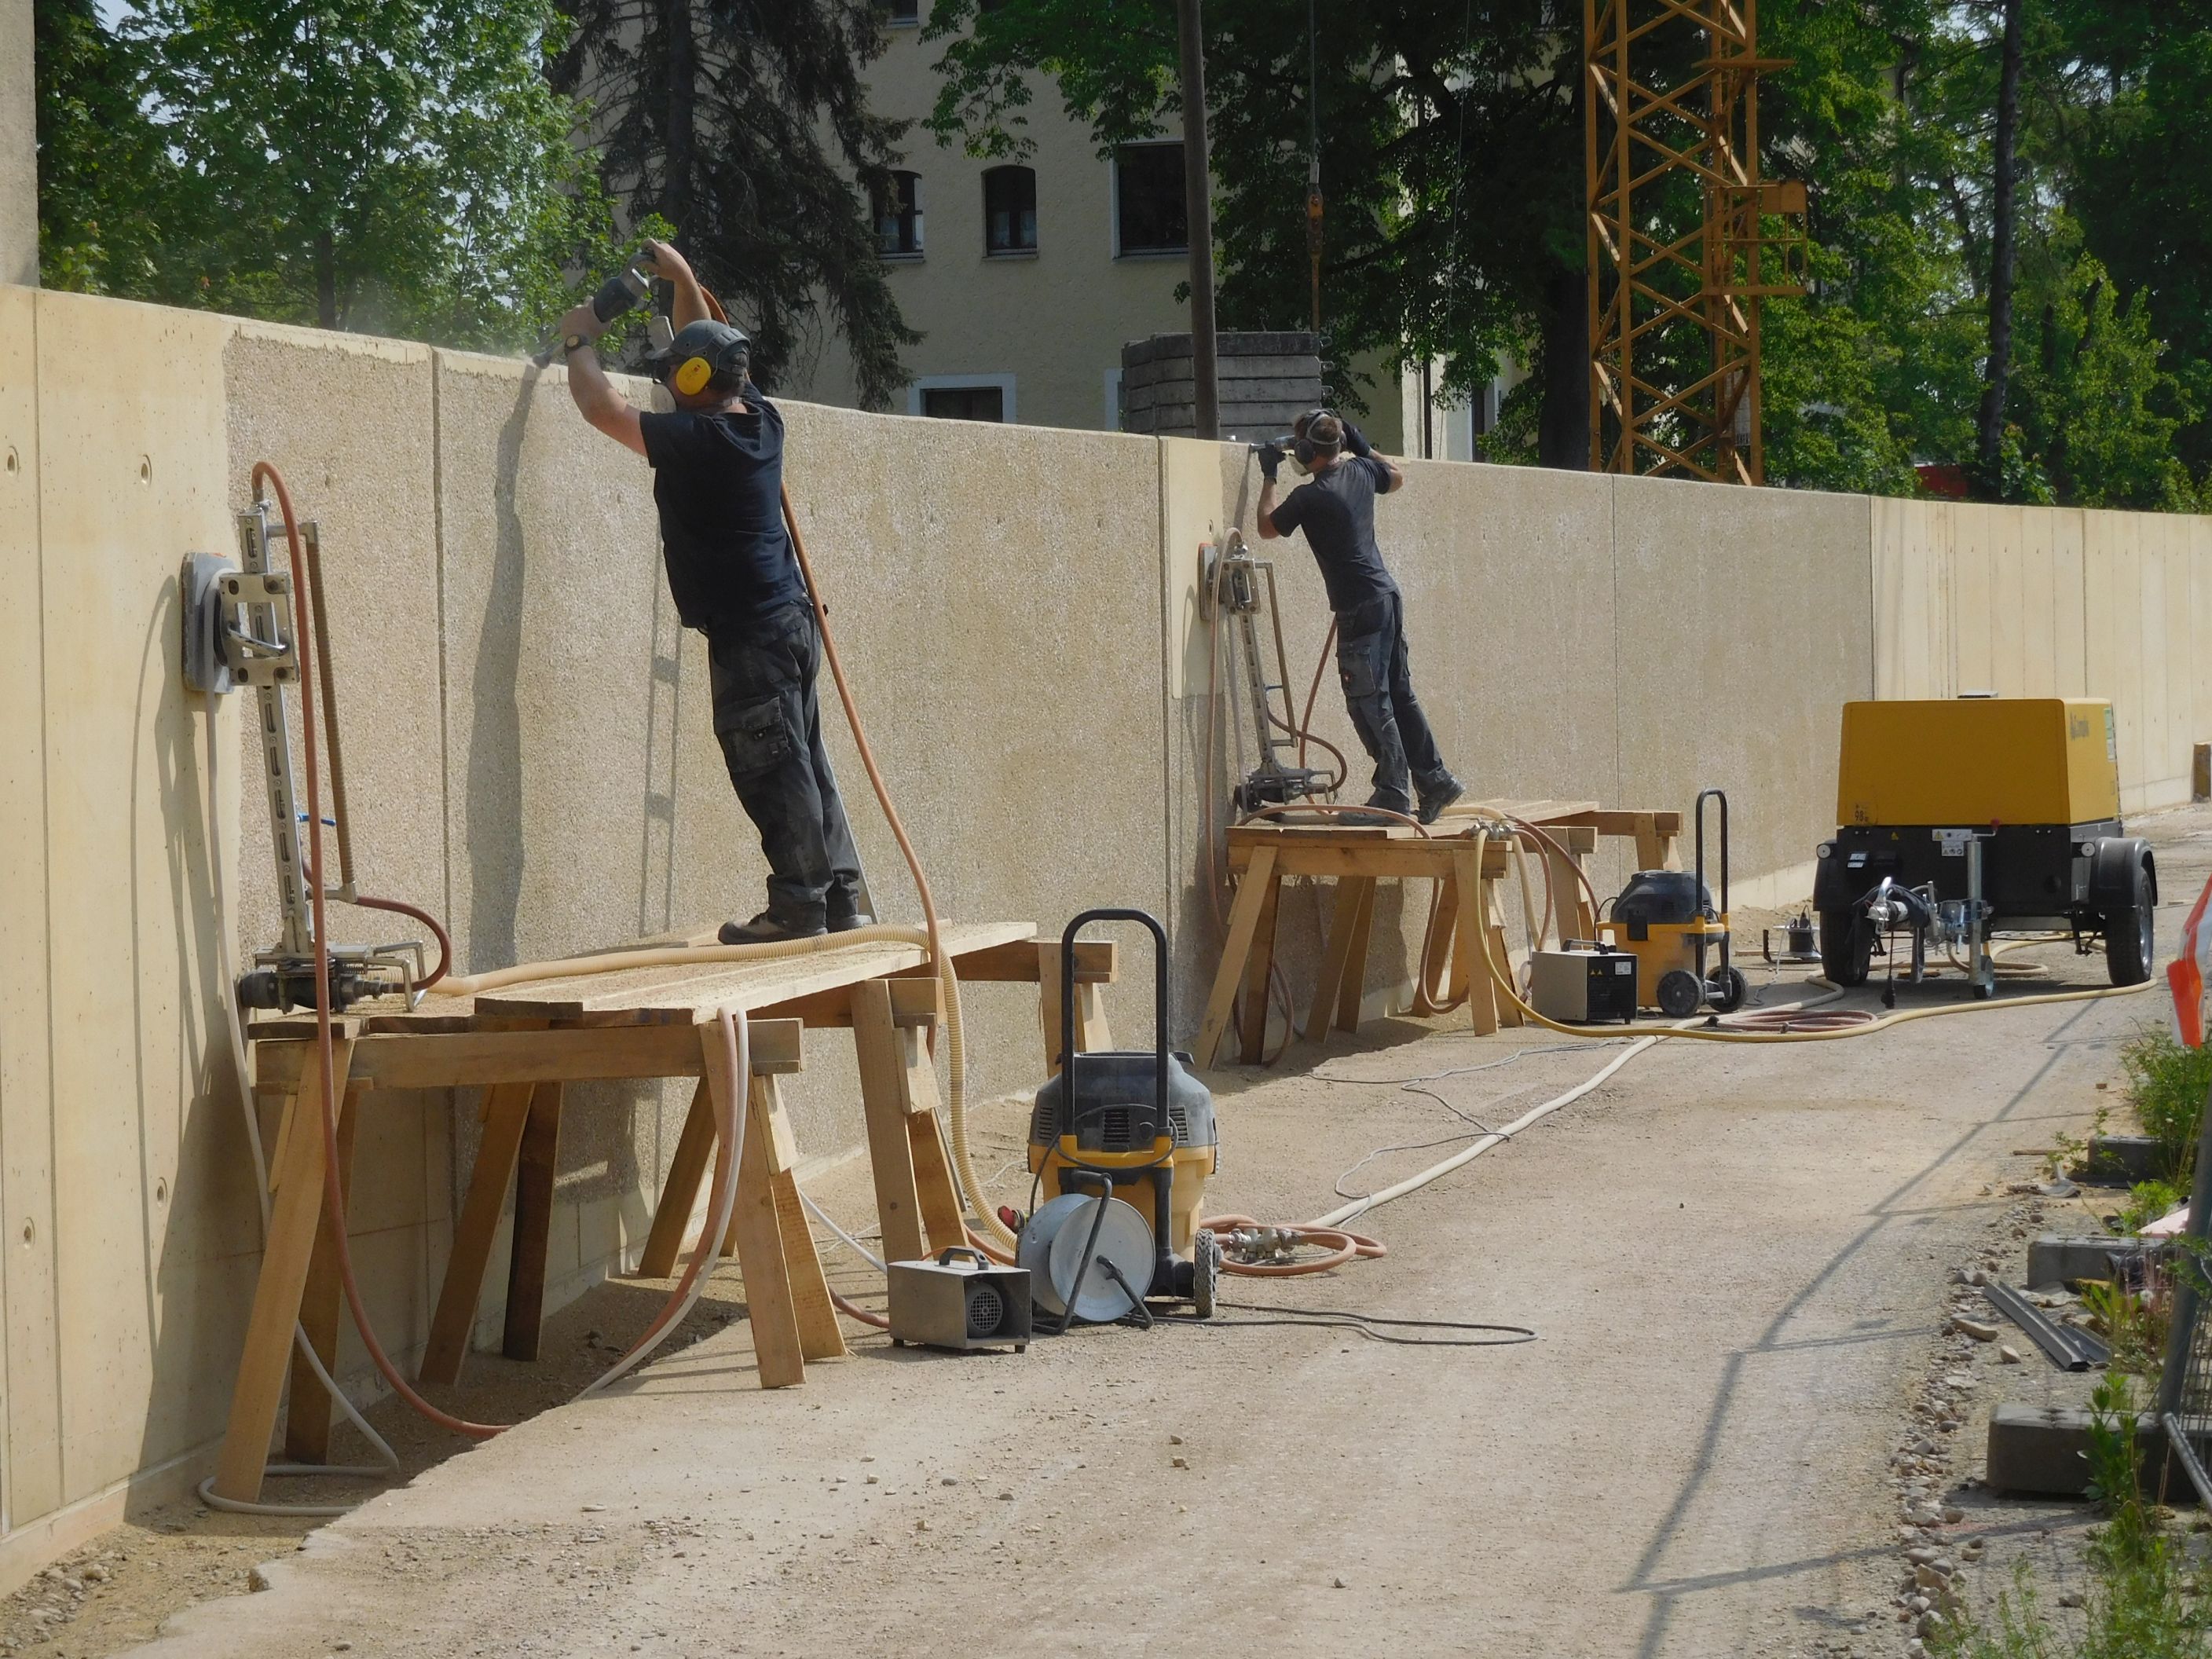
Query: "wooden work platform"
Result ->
[[218, 920, 1120, 1505], [1196, 799, 1682, 1066]]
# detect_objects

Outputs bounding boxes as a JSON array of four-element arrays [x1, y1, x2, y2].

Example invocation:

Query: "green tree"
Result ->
[[922, 0, 1591, 465], [551, 0, 920, 408], [34, 0, 175, 298], [116, 0, 616, 348]]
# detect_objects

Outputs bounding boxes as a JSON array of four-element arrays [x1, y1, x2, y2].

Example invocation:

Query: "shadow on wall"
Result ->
[[138, 569, 264, 1488], [467, 375, 537, 972]]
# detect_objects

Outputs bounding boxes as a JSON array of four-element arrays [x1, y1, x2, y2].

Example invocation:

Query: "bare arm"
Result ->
[[643, 238, 709, 328], [1377, 455, 1406, 493], [1255, 475, 1282, 539], [557, 304, 646, 456]]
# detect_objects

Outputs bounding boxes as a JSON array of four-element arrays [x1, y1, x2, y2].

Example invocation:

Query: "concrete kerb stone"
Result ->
[[1984, 1404, 2194, 1499], [2026, 1232, 2154, 1287]]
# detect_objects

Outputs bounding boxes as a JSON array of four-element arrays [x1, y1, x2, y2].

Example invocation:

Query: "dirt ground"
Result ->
[[9, 808, 2208, 1659]]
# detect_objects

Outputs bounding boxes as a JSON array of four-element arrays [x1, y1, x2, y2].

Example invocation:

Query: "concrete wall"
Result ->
[[1872, 498, 2212, 813], [0, 0, 32, 287], [5, 282, 2212, 1585]]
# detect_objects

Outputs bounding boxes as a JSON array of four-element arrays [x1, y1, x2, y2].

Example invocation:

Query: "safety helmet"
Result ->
[[651, 318, 752, 398]]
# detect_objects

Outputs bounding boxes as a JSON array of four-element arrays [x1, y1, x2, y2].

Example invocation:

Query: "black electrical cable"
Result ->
[[1154, 1302, 1537, 1347]]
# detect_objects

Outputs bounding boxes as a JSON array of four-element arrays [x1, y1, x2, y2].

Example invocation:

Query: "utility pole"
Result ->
[[1175, 0, 1218, 441]]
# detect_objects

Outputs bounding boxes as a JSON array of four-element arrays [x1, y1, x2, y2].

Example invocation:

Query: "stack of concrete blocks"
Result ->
[[1120, 331, 1324, 443]]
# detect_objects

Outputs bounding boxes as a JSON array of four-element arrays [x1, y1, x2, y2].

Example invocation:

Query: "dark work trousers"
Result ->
[[1334, 589, 1447, 813], [707, 601, 865, 925]]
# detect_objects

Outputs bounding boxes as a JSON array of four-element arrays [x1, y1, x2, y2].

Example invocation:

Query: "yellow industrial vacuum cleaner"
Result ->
[[1813, 697, 2156, 997], [1022, 910, 1221, 1328], [1596, 788, 1748, 1016]]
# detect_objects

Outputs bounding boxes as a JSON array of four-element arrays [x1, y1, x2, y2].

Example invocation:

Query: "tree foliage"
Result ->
[[923, 0, 1588, 463], [921, 0, 2211, 507], [35, 0, 618, 350], [552, 0, 920, 408]]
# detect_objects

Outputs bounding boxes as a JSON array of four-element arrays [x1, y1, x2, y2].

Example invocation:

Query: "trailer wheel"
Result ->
[[2105, 858, 2155, 987], [1817, 909, 1871, 987]]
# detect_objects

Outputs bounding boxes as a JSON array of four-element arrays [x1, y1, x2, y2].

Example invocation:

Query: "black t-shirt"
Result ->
[[639, 400, 808, 632], [1267, 456, 1399, 613]]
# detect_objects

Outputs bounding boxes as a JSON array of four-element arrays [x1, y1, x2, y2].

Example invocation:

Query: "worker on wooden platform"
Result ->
[[558, 240, 869, 942], [1256, 412, 1463, 825]]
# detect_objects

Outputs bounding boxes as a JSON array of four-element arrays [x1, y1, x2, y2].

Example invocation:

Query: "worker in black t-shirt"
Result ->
[[558, 240, 868, 942], [1255, 412, 1463, 825]]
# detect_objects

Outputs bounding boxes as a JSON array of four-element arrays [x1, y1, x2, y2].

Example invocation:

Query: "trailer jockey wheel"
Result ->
[[1656, 970, 1704, 1018], [1705, 965, 1749, 1013]]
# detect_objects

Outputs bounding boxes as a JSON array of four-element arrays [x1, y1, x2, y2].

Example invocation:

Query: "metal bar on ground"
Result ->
[[1983, 1280, 2109, 1372]]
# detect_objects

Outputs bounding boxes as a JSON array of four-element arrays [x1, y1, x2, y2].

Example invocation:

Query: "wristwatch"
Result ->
[[562, 332, 590, 357]]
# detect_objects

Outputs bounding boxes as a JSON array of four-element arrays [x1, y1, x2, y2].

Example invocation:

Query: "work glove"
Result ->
[[1341, 420, 1373, 459], [1257, 441, 1284, 482]]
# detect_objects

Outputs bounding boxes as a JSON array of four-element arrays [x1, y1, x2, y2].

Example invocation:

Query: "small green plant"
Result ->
[[2080, 1280, 2170, 1378], [1936, 1376, 2212, 1657], [2120, 1180, 2191, 1236], [2120, 1025, 2212, 1182]]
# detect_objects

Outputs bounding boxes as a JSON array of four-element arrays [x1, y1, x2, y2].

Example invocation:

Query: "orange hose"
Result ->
[[1199, 1212, 1386, 1276], [258, 460, 507, 1442]]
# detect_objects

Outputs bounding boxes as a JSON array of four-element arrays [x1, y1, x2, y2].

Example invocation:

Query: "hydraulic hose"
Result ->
[[197, 690, 401, 1518], [583, 1007, 749, 1393], [257, 460, 509, 1443]]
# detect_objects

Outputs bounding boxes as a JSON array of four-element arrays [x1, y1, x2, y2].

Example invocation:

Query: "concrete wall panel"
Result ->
[[1612, 474, 1873, 895], [0, 281, 56, 1530], [30, 290, 243, 1500]]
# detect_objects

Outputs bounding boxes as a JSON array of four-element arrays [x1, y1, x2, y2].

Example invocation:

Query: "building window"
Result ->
[[922, 386, 1005, 422], [1114, 142, 1186, 255], [884, 0, 918, 22], [910, 374, 1016, 423], [874, 171, 922, 258], [983, 166, 1038, 255]]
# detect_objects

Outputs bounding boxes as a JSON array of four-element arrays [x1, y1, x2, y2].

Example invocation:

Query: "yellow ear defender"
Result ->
[[672, 355, 714, 397]]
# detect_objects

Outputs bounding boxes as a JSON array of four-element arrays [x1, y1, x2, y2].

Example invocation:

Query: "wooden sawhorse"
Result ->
[[222, 1014, 808, 1503]]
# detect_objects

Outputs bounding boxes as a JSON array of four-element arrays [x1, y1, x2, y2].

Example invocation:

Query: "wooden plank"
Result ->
[[1196, 845, 1277, 1067], [1454, 848, 1499, 1037], [252, 1019, 804, 1093], [283, 1081, 361, 1465], [906, 1077, 969, 1254], [1308, 880, 1365, 1039], [471, 921, 1034, 1024], [638, 1079, 716, 1280], [1037, 945, 1119, 1079], [418, 1082, 537, 1386], [753, 975, 940, 1032], [1226, 840, 1517, 880], [719, 1027, 805, 1390], [1487, 878, 1524, 1029], [1335, 877, 1376, 1032], [768, 1082, 848, 1364], [1239, 863, 1285, 1065], [855, 981, 928, 1265], [1553, 808, 1683, 837], [1416, 876, 1460, 1016], [212, 1037, 355, 1504], [908, 936, 1114, 984], [501, 1082, 564, 1362], [1549, 844, 1601, 941]]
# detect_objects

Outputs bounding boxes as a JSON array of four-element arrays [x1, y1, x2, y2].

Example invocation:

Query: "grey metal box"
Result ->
[[886, 1249, 1031, 1353], [1529, 948, 1638, 1024]]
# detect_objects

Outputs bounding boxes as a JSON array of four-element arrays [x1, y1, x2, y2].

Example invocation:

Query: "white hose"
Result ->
[[196, 693, 401, 1518], [800, 1190, 887, 1273], [582, 1009, 750, 1395]]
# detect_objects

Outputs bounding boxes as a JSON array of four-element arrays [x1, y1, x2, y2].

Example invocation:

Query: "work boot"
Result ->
[[826, 908, 876, 932], [719, 909, 827, 945], [1337, 792, 1412, 829], [1416, 771, 1466, 826]]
